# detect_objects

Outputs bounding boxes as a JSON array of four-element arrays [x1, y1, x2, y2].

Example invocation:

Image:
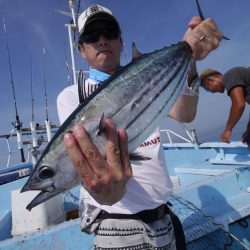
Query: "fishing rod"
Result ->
[[29, 55, 39, 163], [30, 55, 35, 123], [42, 48, 53, 142], [2, 16, 25, 162], [42, 48, 49, 121]]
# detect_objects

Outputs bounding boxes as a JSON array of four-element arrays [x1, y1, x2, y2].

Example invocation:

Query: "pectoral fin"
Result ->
[[96, 113, 105, 136], [129, 152, 151, 161]]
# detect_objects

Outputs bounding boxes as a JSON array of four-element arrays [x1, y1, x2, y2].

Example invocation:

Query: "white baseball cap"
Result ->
[[77, 4, 121, 37]]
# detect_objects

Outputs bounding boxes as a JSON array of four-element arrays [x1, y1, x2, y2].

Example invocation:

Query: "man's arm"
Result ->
[[221, 86, 246, 143], [168, 16, 222, 123]]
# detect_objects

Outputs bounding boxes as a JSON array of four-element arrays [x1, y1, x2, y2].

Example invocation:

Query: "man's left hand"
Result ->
[[183, 16, 223, 60]]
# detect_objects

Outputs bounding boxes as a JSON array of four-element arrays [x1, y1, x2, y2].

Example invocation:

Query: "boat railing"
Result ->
[[160, 122, 199, 147], [0, 123, 59, 169]]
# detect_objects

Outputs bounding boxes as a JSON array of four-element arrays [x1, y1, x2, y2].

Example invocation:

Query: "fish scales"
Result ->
[[21, 41, 192, 209]]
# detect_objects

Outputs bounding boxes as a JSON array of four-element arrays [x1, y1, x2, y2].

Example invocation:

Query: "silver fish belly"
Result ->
[[21, 41, 192, 209]]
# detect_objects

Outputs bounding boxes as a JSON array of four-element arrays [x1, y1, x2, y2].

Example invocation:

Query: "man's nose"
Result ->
[[98, 34, 108, 46]]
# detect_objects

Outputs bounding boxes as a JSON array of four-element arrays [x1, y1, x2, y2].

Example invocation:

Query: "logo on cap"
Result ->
[[90, 5, 99, 13], [86, 4, 104, 17]]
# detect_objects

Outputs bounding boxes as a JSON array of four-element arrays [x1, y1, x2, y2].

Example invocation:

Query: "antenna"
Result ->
[[55, 0, 81, 85], [2, 15, 25, 162], [66, 0, 78, 85]]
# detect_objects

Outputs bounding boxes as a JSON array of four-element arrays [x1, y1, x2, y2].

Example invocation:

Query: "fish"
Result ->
[[21, 41, 192, 210]]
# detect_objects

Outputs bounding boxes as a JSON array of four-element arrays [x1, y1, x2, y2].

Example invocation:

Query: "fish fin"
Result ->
[[129, 152, 151, 161], [132, 42, 143, 60], [96, 113, 105, 136]]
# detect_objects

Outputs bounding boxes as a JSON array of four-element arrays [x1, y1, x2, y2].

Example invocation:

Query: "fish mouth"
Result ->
[[24, 187, 60, 211], [20, 181, 58, 210]]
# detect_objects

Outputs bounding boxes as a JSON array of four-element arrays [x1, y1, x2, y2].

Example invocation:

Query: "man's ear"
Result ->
[[78, 44, 86, 58]]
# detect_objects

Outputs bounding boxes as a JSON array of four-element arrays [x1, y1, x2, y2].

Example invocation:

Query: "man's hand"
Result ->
[[63, 118, 132, 205], [183, 16, 223, 60], [220, 129, 232, 143]]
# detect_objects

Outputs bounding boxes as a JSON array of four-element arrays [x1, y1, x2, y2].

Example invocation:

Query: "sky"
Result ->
[[0, 0, 250, 166]]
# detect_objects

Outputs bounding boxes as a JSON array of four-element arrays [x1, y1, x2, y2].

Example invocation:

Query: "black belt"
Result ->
[[97, 204, 169, 224]]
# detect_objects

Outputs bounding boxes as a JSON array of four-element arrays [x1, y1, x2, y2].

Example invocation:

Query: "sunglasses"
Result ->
[[79, 27, 120, 44]]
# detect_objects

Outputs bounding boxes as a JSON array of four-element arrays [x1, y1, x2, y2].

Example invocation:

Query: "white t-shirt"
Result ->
[[57, 78, 173, 214]]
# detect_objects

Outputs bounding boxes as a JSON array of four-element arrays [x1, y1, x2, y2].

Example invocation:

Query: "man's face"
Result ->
[[79, 20, 122, 75], [204, 76, 225, 93]]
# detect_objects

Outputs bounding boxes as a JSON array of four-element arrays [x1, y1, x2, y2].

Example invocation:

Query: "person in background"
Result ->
[[200, 67, 250, 144], [57, 4, 222, 249]]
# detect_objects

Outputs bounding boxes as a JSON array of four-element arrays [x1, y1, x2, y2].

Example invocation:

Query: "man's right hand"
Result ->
[[220, 129, 232, 143], [63, 119, 132, 205]]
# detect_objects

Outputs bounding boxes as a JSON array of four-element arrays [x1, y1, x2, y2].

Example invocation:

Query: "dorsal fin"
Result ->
[[132, 42, 143, 60]]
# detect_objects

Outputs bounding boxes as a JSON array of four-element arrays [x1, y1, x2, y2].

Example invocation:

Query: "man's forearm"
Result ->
[[225, 104, 245, 131], [187, 60, 198, 87]]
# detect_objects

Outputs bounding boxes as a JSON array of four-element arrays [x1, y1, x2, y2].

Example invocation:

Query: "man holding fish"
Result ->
[[56, 4, 222, 250]]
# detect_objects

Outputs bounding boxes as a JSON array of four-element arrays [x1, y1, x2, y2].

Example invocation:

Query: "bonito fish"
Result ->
[[21, 41, 192, 209]]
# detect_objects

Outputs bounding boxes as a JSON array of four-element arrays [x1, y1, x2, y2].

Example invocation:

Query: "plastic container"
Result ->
[[11, 189, 66, 236]]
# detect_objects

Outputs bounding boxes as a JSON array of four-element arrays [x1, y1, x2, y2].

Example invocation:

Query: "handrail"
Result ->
[[160, 129, 192, 144], [0, 124, 59, 169], [160, 123, 199, 147]]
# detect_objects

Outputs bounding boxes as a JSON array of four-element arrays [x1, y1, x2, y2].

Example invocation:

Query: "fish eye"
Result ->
[[39, 166, 55, 179]]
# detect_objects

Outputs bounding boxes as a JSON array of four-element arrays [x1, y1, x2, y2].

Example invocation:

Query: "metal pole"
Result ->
[[66, 24, 77, 85]]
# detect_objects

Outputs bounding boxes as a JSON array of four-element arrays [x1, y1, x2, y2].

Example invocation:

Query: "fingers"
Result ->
[[71, 124, 106, 176], [63, 132, 96, 180], [220, 130, 231, 143], [104, 119, 132, 180], [183, 17, 223, 60], [117, 129, 133, 179], [187, 16, 202, 29]]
